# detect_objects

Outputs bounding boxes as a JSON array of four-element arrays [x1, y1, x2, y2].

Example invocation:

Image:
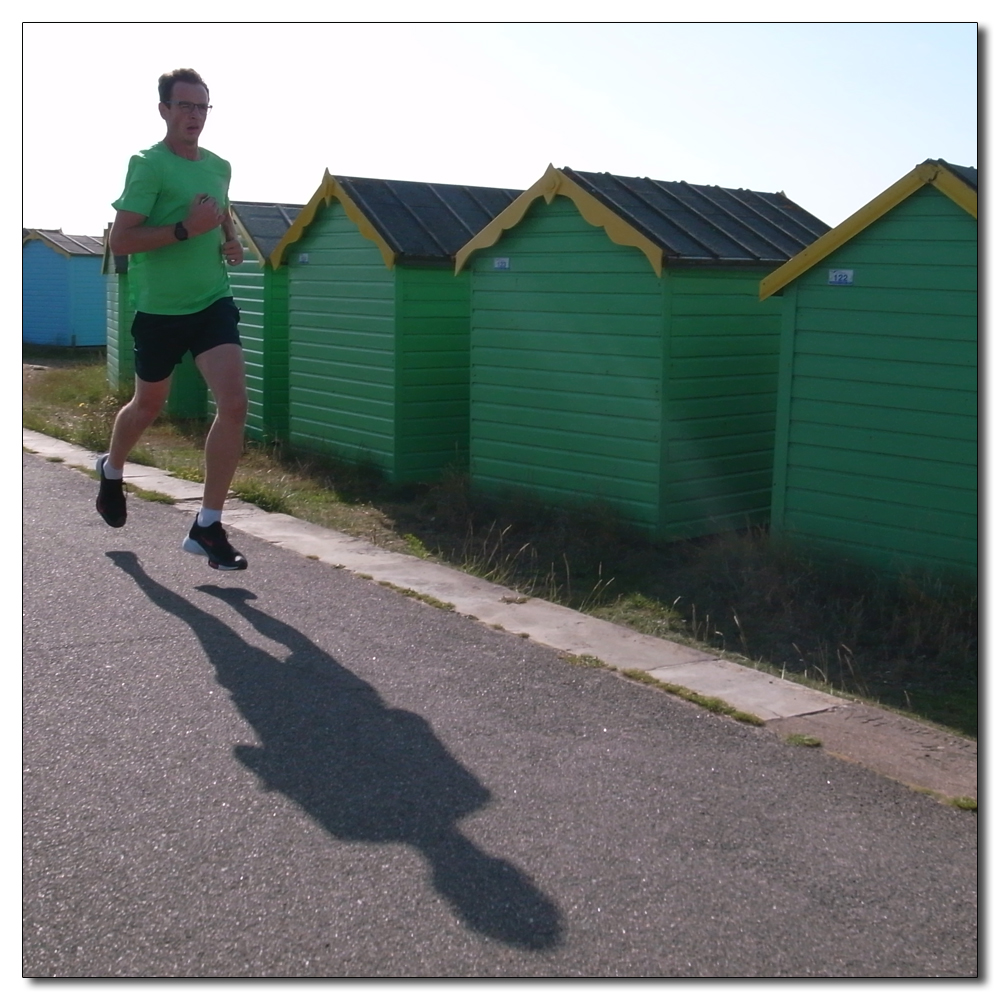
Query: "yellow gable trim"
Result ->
[[760, 162, 977, 300], [267, 170, 397, 270], [932, 168, 978, 219], [23, 230, 73, 258], [231, 211, 265, 266], [454, 164, 663, 276]]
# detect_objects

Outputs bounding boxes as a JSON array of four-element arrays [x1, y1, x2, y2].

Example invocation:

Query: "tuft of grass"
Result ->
[[376, 581, 455, 612], [560, 653, 613, 670], [130, 487, 176, 505], [403, 533, 431, 559], [161, 460, 204, 483], [621, 668, 765, 726], [45, 456, 64, 463], [785, 733, 823, 747], [950, 797, 977, 811], [230, 478, 293, 514]]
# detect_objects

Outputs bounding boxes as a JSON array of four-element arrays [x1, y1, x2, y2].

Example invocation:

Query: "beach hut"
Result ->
[[269, 172, 520, 482], [227, 201, 303, 443], [454, 165, 829, 539], [760, 159, 978, 580], [101, 226, 134, 389], [101, 231, 206, 419], [23, 229, 105, 347]]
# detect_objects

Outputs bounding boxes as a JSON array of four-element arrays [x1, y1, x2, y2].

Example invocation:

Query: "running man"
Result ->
[[97, 68, 249, 570]]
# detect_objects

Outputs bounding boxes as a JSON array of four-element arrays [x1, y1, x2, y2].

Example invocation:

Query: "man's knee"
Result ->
[[128, 387, 168, 423], [214, 390, 248, 424]]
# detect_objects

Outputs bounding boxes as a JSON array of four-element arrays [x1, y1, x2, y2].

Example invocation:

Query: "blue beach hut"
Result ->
[[23, 229, 105, 346]]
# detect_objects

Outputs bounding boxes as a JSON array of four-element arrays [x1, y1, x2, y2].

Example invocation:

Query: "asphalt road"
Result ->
[[22, 453, 978, 977]]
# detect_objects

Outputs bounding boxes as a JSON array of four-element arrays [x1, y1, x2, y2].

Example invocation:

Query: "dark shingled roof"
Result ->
[[336, 176, 522, 261], [231, 201, 304, 260], [562, 168, 830, 264], [24, 229, 103, 256], [933, 159, 978, 190]]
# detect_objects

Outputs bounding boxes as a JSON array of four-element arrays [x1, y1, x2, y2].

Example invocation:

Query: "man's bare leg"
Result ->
[[195, 342, 247, 511], [96, 376, 173, 527], [107, 375, 173, 470], [180, 343, 249, 570]]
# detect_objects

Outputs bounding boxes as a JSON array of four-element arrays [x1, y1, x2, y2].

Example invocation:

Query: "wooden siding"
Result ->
[[395, 267, 471, 480], [229, 260, 289, 442], [67, 256, 106, 346], [23, 242, 71, 345], [661, 270, 782, 538], [286, 202, 397, 472], [771, 186, 977, 578], [105, 274, 136, 389], [229, 259, 266, 439], [470, 197, 663, 530]]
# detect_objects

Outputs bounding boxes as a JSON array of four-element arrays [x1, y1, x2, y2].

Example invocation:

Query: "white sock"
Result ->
[[101, 458, 124, 479], [197, 508, 223, 528]]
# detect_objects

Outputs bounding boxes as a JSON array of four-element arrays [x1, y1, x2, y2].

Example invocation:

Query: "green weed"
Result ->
[[377, 581, 455, 612], [230, 479, 293, 514], [404, 533, 431, 558], [621, 668, 765, 726], [130, 487, 176, 505], [785, 734, 823, 747]]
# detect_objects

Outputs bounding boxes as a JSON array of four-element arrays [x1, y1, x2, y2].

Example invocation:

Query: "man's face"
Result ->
[[159, 81, 210, 147]]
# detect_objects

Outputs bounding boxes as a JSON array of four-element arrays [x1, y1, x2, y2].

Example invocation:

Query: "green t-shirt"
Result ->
[[112, 142, 232, 315]]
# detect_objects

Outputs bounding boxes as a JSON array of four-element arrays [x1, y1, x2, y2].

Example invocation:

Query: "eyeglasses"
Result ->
[[166, 101, 212, 115]]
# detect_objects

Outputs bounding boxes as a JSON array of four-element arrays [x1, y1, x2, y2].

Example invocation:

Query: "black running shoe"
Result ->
[[182, 518, 248, 570], [95, 455, 127, 527]]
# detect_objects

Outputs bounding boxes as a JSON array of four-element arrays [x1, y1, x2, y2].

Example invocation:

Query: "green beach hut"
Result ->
[[269, 171, 520, 482], [454, 164, 829, 539], [760, 159, 978, 580], [228, 200, 303, 443], [101, 226, 134, 389]]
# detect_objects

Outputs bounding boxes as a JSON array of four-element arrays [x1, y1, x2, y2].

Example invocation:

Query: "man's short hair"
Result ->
[[158, 68, 208, 104]]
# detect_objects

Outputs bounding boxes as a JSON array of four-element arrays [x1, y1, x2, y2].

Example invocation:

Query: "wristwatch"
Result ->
[[174, 221, 189, 242]]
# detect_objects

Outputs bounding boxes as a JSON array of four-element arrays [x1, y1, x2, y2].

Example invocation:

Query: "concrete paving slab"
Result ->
[[645, 661, 845, 721]]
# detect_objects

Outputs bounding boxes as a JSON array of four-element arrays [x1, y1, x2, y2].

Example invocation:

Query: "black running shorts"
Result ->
[[131, 296, 242, 383]]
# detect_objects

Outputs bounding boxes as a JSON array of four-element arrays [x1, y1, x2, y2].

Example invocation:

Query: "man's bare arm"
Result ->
[[109, 195, 225, 255], [221, 208, 237, 243], [220, 208, 244, 266]]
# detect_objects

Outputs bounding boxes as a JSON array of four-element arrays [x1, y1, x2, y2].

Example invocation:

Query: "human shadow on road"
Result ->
[[106, 551, 563, 951]]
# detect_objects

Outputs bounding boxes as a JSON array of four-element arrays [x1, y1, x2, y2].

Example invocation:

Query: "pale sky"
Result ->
[[23, 19, 978, 237]]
